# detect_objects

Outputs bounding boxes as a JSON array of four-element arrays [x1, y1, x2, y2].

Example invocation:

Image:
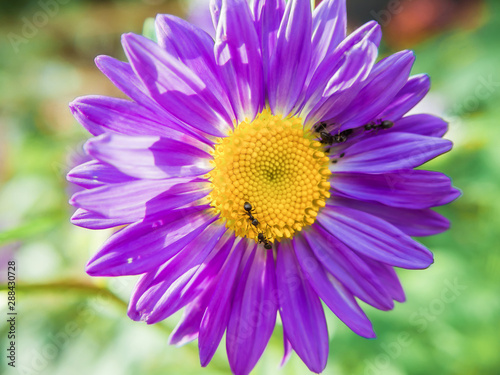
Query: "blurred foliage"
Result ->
[[1, 0, 499, 374]]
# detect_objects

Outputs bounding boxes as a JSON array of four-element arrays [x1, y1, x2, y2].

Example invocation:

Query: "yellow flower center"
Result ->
[[207, 109, 331, 245]]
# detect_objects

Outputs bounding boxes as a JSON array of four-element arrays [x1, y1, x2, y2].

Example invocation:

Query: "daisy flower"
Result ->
[[67, 0, 459, 373]]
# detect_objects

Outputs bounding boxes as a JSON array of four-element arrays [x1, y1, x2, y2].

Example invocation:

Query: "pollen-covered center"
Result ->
[[208, 109, 331, 244]]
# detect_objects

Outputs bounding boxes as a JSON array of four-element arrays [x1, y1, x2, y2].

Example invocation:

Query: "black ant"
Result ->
[[313, 122, 334, 146], [333, 128, 353, 143], [364, 120, 394, 131], [364, 123, 375, 131], [243, 202, 259, 227], [314, 122, 328, 132], [243, 201, 254, 213], [316, 127, 352, 146], [380, 120, 394, 129], [331, 152, 346, 164], [244, 202, 273, 249], [257, 232, 273, 250], [319, 131, 334, 145]]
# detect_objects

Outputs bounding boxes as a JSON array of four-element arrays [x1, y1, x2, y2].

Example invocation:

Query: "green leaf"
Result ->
[[0, 214, 62, 247]]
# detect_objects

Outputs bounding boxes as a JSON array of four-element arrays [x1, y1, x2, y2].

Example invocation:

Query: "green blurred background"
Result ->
[[1, 0, 499, 374]]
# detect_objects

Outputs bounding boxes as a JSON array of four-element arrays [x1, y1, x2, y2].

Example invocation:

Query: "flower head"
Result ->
[[68, 0, 459, 373]]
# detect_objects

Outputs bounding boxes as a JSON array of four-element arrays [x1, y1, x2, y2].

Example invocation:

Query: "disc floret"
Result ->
[[208, 109, 331, 244]]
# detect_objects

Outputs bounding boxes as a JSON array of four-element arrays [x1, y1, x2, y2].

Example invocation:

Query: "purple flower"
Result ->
[[67, 0, 459, 373]]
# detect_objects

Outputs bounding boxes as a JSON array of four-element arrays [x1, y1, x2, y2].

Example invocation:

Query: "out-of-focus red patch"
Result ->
[[384, 0, 485, 48], [316, 0, 486, 48]]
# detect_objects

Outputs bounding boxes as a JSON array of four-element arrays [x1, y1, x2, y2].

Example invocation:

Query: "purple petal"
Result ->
[[332, 170, 458, 209], [358, 255, 406, 303], [85, 133, 212, 180], [214, 0, 264, 121], [67, 160, 137, 189], [310, 0, 347, 72], [131, 229, 234, 323], [340, 20, 382, 48], [332, 133, 452, 173], [70, 208, 132, 230], [155, 14, 214, 70], [122, 33, 232, 137], [251, 0, 285, 89], [280, 330, 293, 367], [199, 239, 247, 366], [227, 247, 277, 375], [94, 55, 164, 114], [86, 206, 217, 276], [131, 270, 198, 322], [301, 21, 381, 122], [168, 293, 211, 346], [70, 177, 210, 221], [69, 96, 174, 137], [302, 226, 394, 311], [210, 0, 222, 29], [377, 74, 430, 121], [155, 14, 235, 121], [331, 196, 450, 237], [391, 114, 448, 137], [435, 187, 461, 206], [276, 240, 328, 373], [336, 50, 415, 129], [268, 0, 312, 116], [295, 233, 377, 337], [302, 39, 378, 123], [94, 56, 214, 144], [317, 205, 434, 269]]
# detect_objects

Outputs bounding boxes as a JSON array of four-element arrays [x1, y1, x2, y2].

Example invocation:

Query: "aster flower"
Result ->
[[67, 0, 459, 373]]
